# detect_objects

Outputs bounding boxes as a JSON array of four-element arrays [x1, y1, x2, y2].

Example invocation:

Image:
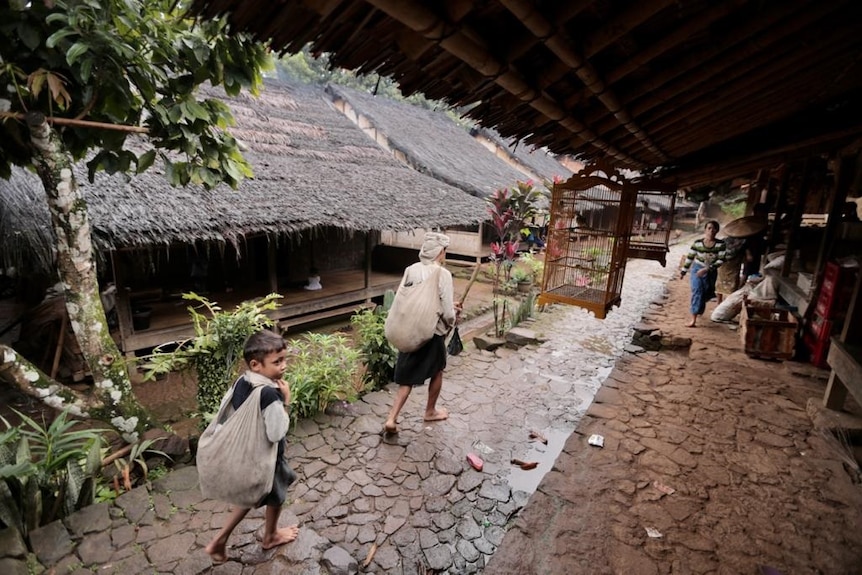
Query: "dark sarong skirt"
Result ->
[[394, 334, 447, 386]]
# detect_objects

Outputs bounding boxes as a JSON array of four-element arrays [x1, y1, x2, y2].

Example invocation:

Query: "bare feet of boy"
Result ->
[[204, 541, 228, 565], [383, 421, 398, 434], [262, 525, 300, 550], [424, 408, 449, 422]]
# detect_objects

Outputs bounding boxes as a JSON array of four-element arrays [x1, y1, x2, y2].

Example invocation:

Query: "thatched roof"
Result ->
[[0, 80, 489, 273], [473, 128, 572, 184], [326, 84, 530, 198], [0, 168, 56, 277], [191, 1, 862, 188]]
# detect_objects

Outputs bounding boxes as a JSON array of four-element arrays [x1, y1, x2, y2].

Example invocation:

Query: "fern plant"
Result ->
[[140, 292, 282, 419], [285, 332, 362, 419], [0, 409, 103, 537]]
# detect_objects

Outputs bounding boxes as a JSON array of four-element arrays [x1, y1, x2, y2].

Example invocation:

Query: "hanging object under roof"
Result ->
[[626, 179, 678, 267], [538, 161, 637, 319]]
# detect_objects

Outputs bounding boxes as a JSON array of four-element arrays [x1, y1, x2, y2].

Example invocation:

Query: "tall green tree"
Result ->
[[0, 0, 270, 441]]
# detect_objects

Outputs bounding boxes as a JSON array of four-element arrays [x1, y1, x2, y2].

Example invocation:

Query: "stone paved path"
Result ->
[[10, 244, 860, 574]]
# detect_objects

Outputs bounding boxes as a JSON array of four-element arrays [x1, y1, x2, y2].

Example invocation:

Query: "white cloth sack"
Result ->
[[196, 379, 277, 508], [748, 275, 778, 301], [385, 265, 442, 352], [711, 283, 754, 322]]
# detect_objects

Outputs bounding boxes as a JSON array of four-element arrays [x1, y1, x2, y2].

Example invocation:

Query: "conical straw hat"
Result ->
[[720, 215, 768, 238]]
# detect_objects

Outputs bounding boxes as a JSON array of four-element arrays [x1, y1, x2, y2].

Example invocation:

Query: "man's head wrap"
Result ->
[[419, 232, 450, 262]]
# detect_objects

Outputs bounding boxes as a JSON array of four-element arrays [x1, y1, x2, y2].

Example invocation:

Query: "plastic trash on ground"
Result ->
[[588, 434, 604, 448], [466, 453, 484, 471]]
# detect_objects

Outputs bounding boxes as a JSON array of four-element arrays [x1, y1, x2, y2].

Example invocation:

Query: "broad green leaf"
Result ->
[[136, 150, 156, 173], [66, 42, 90, 66], [45, 28, 76, 49]]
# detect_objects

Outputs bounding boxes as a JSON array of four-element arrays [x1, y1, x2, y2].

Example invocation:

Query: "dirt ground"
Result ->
[[486, 268, 862, 575]]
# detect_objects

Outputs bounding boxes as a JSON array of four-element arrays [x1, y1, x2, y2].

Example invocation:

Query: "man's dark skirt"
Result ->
[[394, 334, 447, 386]]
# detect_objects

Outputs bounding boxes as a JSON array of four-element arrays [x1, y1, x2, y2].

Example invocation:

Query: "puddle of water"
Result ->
[[505, 427, 572, 494]]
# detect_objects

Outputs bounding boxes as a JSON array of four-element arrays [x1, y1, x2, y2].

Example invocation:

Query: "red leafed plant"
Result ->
[[486, 181, 546, 335]]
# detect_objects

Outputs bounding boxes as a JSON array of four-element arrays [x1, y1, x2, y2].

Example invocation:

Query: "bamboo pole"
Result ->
[[499, 0, 667, 163], [642, 28, 856, 146], [666, 126, 862, 187], [604, 0, 749, 86], [587, 3, 844, 133], [581, 0, 675, 59], [359, 0, 645, 168], [0, 112, 149, 133], [586, 0, 835, 129], [655, 43, 856, 155], [50, 319, 67, 380], [632, 36, 855, 160]]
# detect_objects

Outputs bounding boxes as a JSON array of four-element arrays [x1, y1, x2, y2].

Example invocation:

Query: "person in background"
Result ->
[[383, 232, 461, 435], [680, 220, 726, 327], [304, 267, 322, 290], [715, 236, 745, 304]]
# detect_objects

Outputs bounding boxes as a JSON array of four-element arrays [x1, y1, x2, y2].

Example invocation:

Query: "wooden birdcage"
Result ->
[[627, 179, 678, 267], [538, 162, 637, 319]]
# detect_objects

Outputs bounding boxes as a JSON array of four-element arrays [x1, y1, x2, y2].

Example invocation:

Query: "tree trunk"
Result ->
[[24, 112, 154, 441], [0, 344, 101, 416]]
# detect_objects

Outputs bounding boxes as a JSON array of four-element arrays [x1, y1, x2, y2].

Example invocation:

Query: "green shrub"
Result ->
[[350, 294, 397, 390], [140, 293, 281, 419], [519, 252, 545, 283], [285, 332, 362, 419], [0, 409, 103, 537]]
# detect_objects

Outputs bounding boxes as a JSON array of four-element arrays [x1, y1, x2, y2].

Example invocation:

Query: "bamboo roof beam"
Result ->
[[498, 0, 668, 163], [603, 0, 751, 86], [587, 0, 825, 129], [668, 125, 862, 187], [504, 0, 608, 65], [360, 0, 645, 168], [581, 0, 676, 59], [649, 35, 860, 152], [628, 0, 846, 123], [615, 25, 852, 146]]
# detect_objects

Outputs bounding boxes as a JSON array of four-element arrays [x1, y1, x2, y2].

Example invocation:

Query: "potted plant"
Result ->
[[511, 267, 533, 293]]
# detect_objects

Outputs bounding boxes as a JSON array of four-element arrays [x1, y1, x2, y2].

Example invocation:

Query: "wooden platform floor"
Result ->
[[121, 269, 401, 352]]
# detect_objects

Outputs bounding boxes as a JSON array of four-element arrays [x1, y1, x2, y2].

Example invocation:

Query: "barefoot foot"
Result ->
[[205, 541, 228, 565], [262, 525, 299, 550], [424, 408, 449, 422], [383, 421, 398, 434], [686, 321, 697, 327]]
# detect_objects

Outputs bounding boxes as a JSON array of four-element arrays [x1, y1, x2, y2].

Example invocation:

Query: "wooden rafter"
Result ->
[[359, 0, 646, 168], [588, 0, 837, 129], [603, 0, 751, 86], [651, 36, 861, 153], [581, 0, 676, 59], [498, 0, 668, 163]]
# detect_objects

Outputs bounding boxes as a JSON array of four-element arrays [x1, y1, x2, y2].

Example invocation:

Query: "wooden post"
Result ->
[[823, 269, 862, 410], [781, 160, 811, 277], [267, 237, 278, 294], [813, 154, 855, 290], [364, 231, 372, 292]]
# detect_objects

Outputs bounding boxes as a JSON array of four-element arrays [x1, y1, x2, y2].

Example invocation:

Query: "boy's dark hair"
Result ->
[[243, 330, 286, 365]]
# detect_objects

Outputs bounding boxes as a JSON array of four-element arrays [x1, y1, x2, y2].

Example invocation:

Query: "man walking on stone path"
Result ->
[[384, 232, 461, 434]]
